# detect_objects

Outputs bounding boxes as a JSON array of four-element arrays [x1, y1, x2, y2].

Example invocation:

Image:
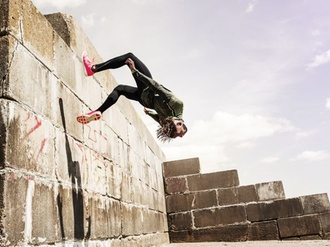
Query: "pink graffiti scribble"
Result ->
[[35, 138, 47, 160], [86, 125, 108, 143], [24, 116, 42, 139]]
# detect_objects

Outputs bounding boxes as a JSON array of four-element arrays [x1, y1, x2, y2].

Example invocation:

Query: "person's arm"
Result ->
[[144, 108, 160, 123], [126, 58, 165, 92]]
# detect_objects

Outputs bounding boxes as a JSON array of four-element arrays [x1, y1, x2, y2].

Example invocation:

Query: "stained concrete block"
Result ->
[[320, 212, 330, 233], [187, 170, 239, 191], [218, 185, 258, 206], [31, 180, 59, 245], [166, 193, 195, 213], [194, 225, 249, 242], [0, 0, 54, 69], [193, 190, 218, 209], [168, 212, 193, 231], [166, 190, 218, 213], [0, 173, 28, 246], [278, 215, 321, 238], [165, 176, 188, 195], [300, 193, 330, 214], [87, 196, 121, 239], [56, 183, 85, 241], [0, 99, 55, 176], [122, 203, 144, 236], [193, 205, 247, 228], [246, 198, 303, 222], [255, 181, 285, 201], [163, 157, 200, 178], [247, 221, 279, 240]]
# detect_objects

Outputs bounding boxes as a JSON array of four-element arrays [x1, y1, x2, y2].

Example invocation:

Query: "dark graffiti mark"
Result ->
[[58, 98, 86, 241]]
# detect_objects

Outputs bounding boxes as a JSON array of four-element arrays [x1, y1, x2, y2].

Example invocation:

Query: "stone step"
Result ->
[[167, 193, 330, 242], [166, 181, 285, 213]]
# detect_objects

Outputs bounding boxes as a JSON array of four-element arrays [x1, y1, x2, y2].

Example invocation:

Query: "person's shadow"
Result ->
[[58, 98, 91, 242]]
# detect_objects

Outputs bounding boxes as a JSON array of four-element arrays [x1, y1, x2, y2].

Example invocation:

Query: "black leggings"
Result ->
[[94, 53, 152, 113]]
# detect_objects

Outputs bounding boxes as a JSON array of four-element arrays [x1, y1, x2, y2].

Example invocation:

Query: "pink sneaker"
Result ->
[[82, 51, 95, 76], [77, 111, 101, 124]]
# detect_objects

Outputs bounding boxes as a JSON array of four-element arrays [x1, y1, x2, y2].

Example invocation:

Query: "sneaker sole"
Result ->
[[77, 113, 101, 124]]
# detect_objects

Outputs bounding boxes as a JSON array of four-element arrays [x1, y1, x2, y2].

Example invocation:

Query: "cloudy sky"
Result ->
[[32, 0, 330, 198]]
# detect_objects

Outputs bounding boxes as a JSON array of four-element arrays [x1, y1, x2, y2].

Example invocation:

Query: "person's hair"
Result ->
[[156, 117, 188, 142]]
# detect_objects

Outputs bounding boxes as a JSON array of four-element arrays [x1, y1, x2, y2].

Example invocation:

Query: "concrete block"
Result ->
[[187, 170, 239, 191], [87, 196, 121, 239], [165, 176, 188, 195], [168, 212, 193, 231], [180, 224, 248, 242], [122, 203, 144, 236], [320, 212, 330, 233], [256, 181, 285, 201], [1, 0, 54, 68], [0, 172, 28, 246], [143, 210, 167, 233], [163, 157, 200, 178], [31, 180, 59, 245], [218, 185, 258, 206], [193, 205, 246, 228], [247, 221, 279, 240], [300, 193, 330, 214], [166, 193, 194, 213], [278, 215, 321, 238], [1, 99, 55, 177], [246, 198, 303, 222], [193, 190, 218, 209], [1, 35, 58, 119], [56, 183, 87, 241], [166, 189, 218, 212]]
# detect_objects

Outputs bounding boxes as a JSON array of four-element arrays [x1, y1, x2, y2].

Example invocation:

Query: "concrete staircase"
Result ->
[[163, 157, 330, 242]]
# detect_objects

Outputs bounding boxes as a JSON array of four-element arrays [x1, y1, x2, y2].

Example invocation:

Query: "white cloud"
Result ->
[[326, 98, 330, 109], [32, 0, 86, 9], [245, 1, 257, 13], [161, 111, 296, 172], [295, 130, 316, 139], [306, 49, 330, 70], [187, 111, 296, 146], [81, 14, 95, 28], [292, 150, 329, 162], [261, 156, 280, 164]]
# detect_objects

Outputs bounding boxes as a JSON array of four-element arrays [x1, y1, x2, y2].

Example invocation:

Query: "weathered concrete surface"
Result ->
[[162, 240, 330, 247], [0, 0, 168, 246]]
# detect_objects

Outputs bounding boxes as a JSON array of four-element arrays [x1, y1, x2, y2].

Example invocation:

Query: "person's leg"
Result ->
[[96, 84, 141, 113], [93, 52, 152, 78], [76, 85, 141, 124]]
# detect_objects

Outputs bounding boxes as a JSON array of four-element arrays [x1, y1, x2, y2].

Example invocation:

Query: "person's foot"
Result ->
[[77, 111, 101, 124], [82, 51, 95, 76]]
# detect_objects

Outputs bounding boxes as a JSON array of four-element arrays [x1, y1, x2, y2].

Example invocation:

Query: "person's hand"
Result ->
[[125, 58, 135, 71], [143, 108, 148, 114]]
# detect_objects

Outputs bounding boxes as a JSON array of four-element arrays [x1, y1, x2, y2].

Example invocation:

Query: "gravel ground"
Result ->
[[162, 241, 330, 247]]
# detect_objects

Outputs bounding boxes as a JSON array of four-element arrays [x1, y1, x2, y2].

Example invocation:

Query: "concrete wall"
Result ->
[[0, 0, 168, 246], [163, 158, 330, 242]]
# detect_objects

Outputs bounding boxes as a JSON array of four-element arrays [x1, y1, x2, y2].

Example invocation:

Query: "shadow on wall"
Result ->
[[58, 98, 91, 241]]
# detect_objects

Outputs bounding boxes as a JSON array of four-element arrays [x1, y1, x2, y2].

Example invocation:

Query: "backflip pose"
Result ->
[[77, 52, 187, 142]]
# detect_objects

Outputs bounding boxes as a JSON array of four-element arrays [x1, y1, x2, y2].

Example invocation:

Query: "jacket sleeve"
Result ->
[[132, 69, 165, 92], [145, 109, 160, 123]]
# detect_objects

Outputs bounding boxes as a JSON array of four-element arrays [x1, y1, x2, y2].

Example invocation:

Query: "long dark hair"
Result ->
[[156, 117, 177, 142]]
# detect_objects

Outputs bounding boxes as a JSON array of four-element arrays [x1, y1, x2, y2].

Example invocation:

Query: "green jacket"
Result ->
[[132, 69, 184, 124]]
